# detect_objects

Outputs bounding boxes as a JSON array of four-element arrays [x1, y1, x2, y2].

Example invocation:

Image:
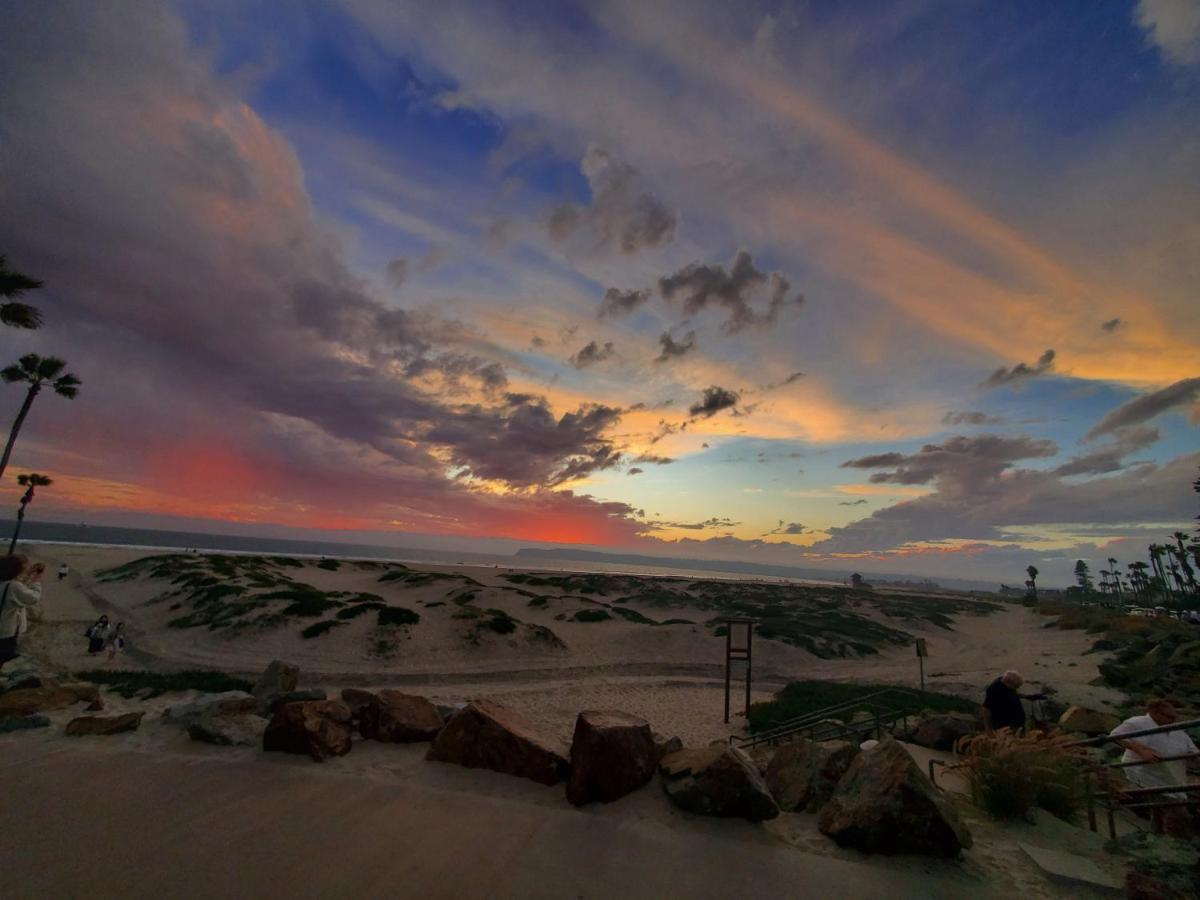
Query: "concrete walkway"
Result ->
[[0, 740, 999, 900]]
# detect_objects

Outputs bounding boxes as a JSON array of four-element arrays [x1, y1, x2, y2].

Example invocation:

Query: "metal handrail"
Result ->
[[1065, 717, 1200, 748], [738, 695, 918, 750], [743, 687, 927, 744]]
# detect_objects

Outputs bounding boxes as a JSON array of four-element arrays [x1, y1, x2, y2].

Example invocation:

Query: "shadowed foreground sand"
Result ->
[[0, 740, 1005, 900]]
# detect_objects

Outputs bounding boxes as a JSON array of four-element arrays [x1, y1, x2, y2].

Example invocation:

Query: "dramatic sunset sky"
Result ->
[[0, 0, 1197, 584]]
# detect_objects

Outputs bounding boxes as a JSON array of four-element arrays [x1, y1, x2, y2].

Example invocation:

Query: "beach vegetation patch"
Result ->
[[484, 610, 517, 634], [957, 730, 1089, 821], [660, 618, 695, 625], [335, 602, 386, 620], [377, 606, 420, 627], [747, 680, 976, 733], [571, 609, 612, 623], [526, 595, 549, 608], [301, 620, 345, 639], [526, 623, 565, 647], [76, 669, 253, 698], [315, 558, 340, 571], [610, 606, 657, 625]]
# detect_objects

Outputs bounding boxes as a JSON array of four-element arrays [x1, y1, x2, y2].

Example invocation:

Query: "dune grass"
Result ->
[[747, 680, 977, 732], [76, 668, 253, 698]]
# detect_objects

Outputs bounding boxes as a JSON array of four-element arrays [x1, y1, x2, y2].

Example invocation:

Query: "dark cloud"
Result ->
[[634, 453, 675, 465], [1085, 376, 1200, 439], [1100, 318, 1123, 333], [598, 287, 651, 319], [1054, 426, 1160, 477], [981, 349, 1055, 388], [655, 330, 697, 363], [655, 516, 739, 531], [547, 147, 675, 255], [942, 410, 1006, 426], [427, 398, 623, 487], [531, 335, 547, 348], [766, 371, 806, 389], [658, 250, 804, 335], [627, 467, 644, 476], [767, 520, 808, 536], [839, 499, 869, 506], [842, 434, 1058, 486], [385, 257, 408, 288], [570, 340, 615, 368], [688, 386, 740, 419]]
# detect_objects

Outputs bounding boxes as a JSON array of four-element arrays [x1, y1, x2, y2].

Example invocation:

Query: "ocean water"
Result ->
[[17, 521, 842, 587]]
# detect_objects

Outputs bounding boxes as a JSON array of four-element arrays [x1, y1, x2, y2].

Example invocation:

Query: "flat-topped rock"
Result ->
[[426, 699, 568, 786], [659, 746, 779, 821], [189, 713, 269, 747], [360, 691, 443, 743], [0, 682, 98, 717], [566, 710, 656, 805]]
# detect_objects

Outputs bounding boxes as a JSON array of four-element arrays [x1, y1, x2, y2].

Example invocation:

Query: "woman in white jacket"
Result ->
[[0, 554, 44, 667]]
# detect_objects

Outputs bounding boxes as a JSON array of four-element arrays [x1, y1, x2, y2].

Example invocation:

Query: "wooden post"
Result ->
[[915, 638, 928, 693], [724, 625, 732, 724], [721, 618, 754, 724], [744, 623, 752, 719]]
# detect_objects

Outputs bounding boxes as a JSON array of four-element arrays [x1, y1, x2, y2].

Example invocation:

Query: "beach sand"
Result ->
[[1, 543, 1135, 897]]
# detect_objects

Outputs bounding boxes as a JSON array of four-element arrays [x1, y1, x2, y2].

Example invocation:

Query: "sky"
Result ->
[[0, 0, 1197, 586]]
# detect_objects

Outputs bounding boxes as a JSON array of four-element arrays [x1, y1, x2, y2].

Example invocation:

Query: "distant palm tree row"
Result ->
[[1054, 482, 1200, 613], [0, 255, 81, 550]]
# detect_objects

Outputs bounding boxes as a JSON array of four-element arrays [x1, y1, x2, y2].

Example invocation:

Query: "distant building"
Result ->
[[850, 573, 872, 590]]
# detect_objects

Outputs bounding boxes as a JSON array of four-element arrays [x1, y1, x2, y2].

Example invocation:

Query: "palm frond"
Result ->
[[0, 364, 28, 383], [35, 356, 66, 380], [0, 257, 43, 299], [0, 301, 43, 329], [17, 473, 52, 487], [53, 372, 81, 398]]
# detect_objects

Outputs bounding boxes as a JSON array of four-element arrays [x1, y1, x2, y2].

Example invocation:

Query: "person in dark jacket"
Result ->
[[982, 670, 1045, 732]]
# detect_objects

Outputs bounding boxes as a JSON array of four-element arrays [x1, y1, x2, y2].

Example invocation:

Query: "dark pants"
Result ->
[[0, 634, 18, 665]]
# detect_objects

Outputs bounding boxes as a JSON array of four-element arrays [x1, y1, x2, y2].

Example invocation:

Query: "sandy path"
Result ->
[[0, 740, 1022, 900]]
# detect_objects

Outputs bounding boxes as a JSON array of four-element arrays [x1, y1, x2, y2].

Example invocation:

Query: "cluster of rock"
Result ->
[[0, 657, 118, 735]]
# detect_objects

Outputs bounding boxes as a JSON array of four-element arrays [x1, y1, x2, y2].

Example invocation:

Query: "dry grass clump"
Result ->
[[957, 729, 1089, 820]]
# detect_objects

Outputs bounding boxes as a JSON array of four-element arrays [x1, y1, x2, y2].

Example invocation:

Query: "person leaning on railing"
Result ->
[[1110, 699, 1198, 799]]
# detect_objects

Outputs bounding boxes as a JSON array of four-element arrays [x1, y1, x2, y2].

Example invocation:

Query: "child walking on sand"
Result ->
[[106, 622, 125, 662], [85, 615, 110, 655]]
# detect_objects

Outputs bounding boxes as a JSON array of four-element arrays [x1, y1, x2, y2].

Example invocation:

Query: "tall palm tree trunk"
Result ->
[[7, 498, 27, 554], [0, 383, 40, 482]]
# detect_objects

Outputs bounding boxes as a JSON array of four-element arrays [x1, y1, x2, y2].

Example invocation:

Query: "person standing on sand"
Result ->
[[106, 622, 125, 662], [85, 614, 110, 655], [0, 555, 44, 668], [57, 563, 68, 581], [981, 670, 1046, 733]]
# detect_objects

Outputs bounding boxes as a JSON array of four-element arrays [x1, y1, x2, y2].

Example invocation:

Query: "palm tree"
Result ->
[[8, 472, 51, 554], [1171, 531, 1197, 596], [1128, 562, 1150, 604], [1098, 569, 1110, 596], [0, 354, 80, 481], [1025, 565, 1039, 601], [1107, 557, 1123, 604], [1149, 545, 1171, 604], [0, 256, 44, 329]]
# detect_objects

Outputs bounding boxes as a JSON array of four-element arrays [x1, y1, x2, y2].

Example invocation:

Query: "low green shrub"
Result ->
[[301, 620, 344, 639], [377, 607, 420, 627], [747, 680, 977, 732], [315, 558, 340, 571], [571, 609, 611, 623], [75, 669, 253, 698]]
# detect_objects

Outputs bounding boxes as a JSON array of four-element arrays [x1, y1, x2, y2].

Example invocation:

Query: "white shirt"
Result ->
[[1110, 714, 1198, 794], [0, 580, 42, 638]]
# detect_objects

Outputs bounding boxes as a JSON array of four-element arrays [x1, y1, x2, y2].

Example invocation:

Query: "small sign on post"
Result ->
[[915, 638, 928, 693]]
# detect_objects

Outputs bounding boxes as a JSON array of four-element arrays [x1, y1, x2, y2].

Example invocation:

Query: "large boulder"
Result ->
[[818, 739, 971, 857], [65, 711, 144, 736], [0, 713, 50, 734], [189, 713, 269, 747], [765, 739, 859, 812], [161, 691, 258, 726], [263, 700, 353, 762], [360, 690, 443, 743], [253, 660, 299, 699], [659, 746, 780, 821], [426, 699, 568, 786], [566, 710, 656, 805], [0, 681, 98, 717], [901, 712, 981, 751], [1058, 706, 1120, 736]]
